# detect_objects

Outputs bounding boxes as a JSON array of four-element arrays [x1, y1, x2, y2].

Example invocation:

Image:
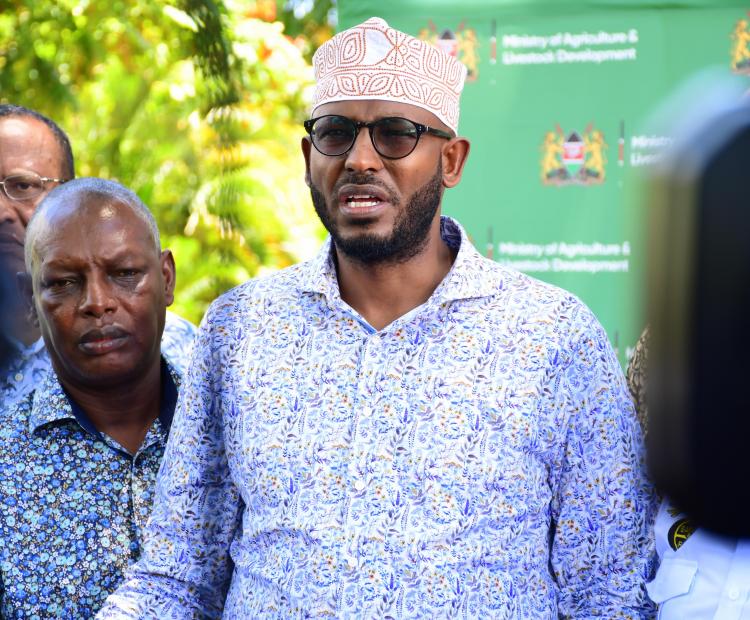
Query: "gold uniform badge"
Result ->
[[668, 518, 697, 551]]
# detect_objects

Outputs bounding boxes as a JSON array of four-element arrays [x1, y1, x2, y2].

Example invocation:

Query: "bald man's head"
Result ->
[[25, 177, 161, 275], [22, 177, 175, 391]]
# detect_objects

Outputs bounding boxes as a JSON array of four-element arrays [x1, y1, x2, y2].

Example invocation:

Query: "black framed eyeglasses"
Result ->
[[0, 172, 68, 202], [304, 115, 454, 160]]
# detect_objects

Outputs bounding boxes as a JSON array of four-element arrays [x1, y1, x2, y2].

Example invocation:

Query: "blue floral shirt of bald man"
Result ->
[[0, 358, 180, 617]]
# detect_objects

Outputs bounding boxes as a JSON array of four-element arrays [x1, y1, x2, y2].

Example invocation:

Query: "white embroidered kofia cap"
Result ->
[[311, 17, 468, 133]]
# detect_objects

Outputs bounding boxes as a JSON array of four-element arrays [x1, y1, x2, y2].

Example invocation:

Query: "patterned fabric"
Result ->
[[99, 217, 657, 619], [0, 360, 180, 617], [312, 17, 467, 132], [626, 326, 650, 436], [0, 310, 196, 414]]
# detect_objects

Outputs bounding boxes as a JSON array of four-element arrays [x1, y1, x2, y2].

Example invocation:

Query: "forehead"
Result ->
[[36, 197, 154, 265], [0, 116, 64, 177], [314, 99, 446, 128]]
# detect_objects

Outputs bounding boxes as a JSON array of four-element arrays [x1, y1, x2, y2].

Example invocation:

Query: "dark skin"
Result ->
[[0, 116, 68, 346], [302, 100, 470, 330], [23, 196, 176, 454]]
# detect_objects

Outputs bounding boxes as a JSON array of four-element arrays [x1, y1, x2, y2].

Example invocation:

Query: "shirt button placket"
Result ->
[[130, 458, 143, 517], [715, 584, 747, 620], [348, 332, 381, 494]]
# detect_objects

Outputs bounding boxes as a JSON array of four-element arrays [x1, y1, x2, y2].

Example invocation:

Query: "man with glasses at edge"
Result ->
[[100, 17, 656, 618], [0, 105, 197, 410]]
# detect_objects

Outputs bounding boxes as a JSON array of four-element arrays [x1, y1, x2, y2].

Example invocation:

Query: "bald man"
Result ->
[[0, 178, 180, 616], [0, 104, 196, 411]]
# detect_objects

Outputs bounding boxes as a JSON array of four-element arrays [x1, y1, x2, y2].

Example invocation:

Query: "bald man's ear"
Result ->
[[301, 136, 312, 187], [16, 272, 38, 329], [160, 250, 176, 307], [441, 137, 471, 189]]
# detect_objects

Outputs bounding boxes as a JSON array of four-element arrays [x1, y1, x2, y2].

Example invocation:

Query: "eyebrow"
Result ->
[[40, 250, 147, 269]]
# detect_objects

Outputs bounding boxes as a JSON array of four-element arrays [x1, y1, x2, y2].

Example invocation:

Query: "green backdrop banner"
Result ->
[[339, 1, 750, 366]]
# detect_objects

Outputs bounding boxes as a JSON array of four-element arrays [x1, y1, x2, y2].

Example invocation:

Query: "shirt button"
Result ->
[[346, 556, 357, 568], [14, 373, 23, 382], [353, 479, 365, 491], [728, 588, 740, 601]]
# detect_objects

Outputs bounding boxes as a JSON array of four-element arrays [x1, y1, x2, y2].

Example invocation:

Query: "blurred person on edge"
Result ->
[[0, 105, 196, 413], [99, 17, 657, 618], [627, 84, 750, 617], [0, 178, 183, 615]]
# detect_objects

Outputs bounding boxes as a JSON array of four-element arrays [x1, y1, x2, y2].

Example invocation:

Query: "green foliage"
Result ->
[[0, 0, 325, 324], [277, 0, 336, 60]]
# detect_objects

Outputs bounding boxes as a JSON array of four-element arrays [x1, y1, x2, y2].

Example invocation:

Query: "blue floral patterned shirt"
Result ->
[[0, 359, 180, 617], [100, 217, 657, 619], [0, 310, 196, 413]]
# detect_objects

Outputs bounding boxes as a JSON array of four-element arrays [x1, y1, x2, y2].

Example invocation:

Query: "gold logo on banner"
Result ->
[[731, 13, 750, 74], [419, 21, 480, 81], [541, 124, 608, 186]]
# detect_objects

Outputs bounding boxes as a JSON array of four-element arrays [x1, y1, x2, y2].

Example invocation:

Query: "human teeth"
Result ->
[[346, 195, 380, 207]]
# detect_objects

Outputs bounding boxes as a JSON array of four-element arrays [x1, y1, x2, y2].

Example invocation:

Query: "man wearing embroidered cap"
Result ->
[[100, 18, 656, 618]]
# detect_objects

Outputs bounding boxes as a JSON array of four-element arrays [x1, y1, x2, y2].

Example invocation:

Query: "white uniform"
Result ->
[[647, 499, 750, 619]]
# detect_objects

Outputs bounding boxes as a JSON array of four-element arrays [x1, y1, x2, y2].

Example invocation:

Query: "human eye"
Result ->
[[5, 175, 43, 200], [111, 266, 143, 286], [318, 127, 350, 141], [379, 119, 417, 138], [322, 128, 348, 138], [315, 118, 353, 141], [42, 276, 76, 292]]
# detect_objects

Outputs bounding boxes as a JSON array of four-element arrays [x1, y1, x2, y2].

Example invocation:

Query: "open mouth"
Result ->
[[337, 184, 391, 214], [344, 194, 382, 208]]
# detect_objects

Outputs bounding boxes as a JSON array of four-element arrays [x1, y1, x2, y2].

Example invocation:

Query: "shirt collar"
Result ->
[[5, 335, 46, 357], [298, 216, 505, 304], [298, 235, 338, 299], [28, 356, 181, 437]]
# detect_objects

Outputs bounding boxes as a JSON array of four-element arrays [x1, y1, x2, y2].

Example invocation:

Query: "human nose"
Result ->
[[344, 126, 384, 173], [80, 274, 117, 317]]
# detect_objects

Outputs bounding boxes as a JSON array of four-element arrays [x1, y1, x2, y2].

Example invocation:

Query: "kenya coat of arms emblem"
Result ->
[[419, 20, 480, 81], [541, 124, 608, 186]]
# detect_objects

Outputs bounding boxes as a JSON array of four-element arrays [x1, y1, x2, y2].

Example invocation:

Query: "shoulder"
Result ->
[[445, 218, 597, 342], [626, 326, 650, 433], [164, 310, 198, 338], [479, 259, 604, 348], [186, 262, 313, 366], [1, 345, 51, 412], [0, 390, 34, 460], [203, 261, 312, 327], [161, 311, 199, 374]]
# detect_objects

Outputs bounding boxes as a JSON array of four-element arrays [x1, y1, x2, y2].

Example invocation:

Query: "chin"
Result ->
[[78, 362, 133, 385], [66, 354, 144, 388]]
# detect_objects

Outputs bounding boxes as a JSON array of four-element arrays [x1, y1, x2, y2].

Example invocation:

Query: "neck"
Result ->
[[336, 219, 455, 331], [61, 355, 163, 455]]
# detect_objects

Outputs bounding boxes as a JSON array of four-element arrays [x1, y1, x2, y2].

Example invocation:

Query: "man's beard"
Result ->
[[310, 164, 443, 265]]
